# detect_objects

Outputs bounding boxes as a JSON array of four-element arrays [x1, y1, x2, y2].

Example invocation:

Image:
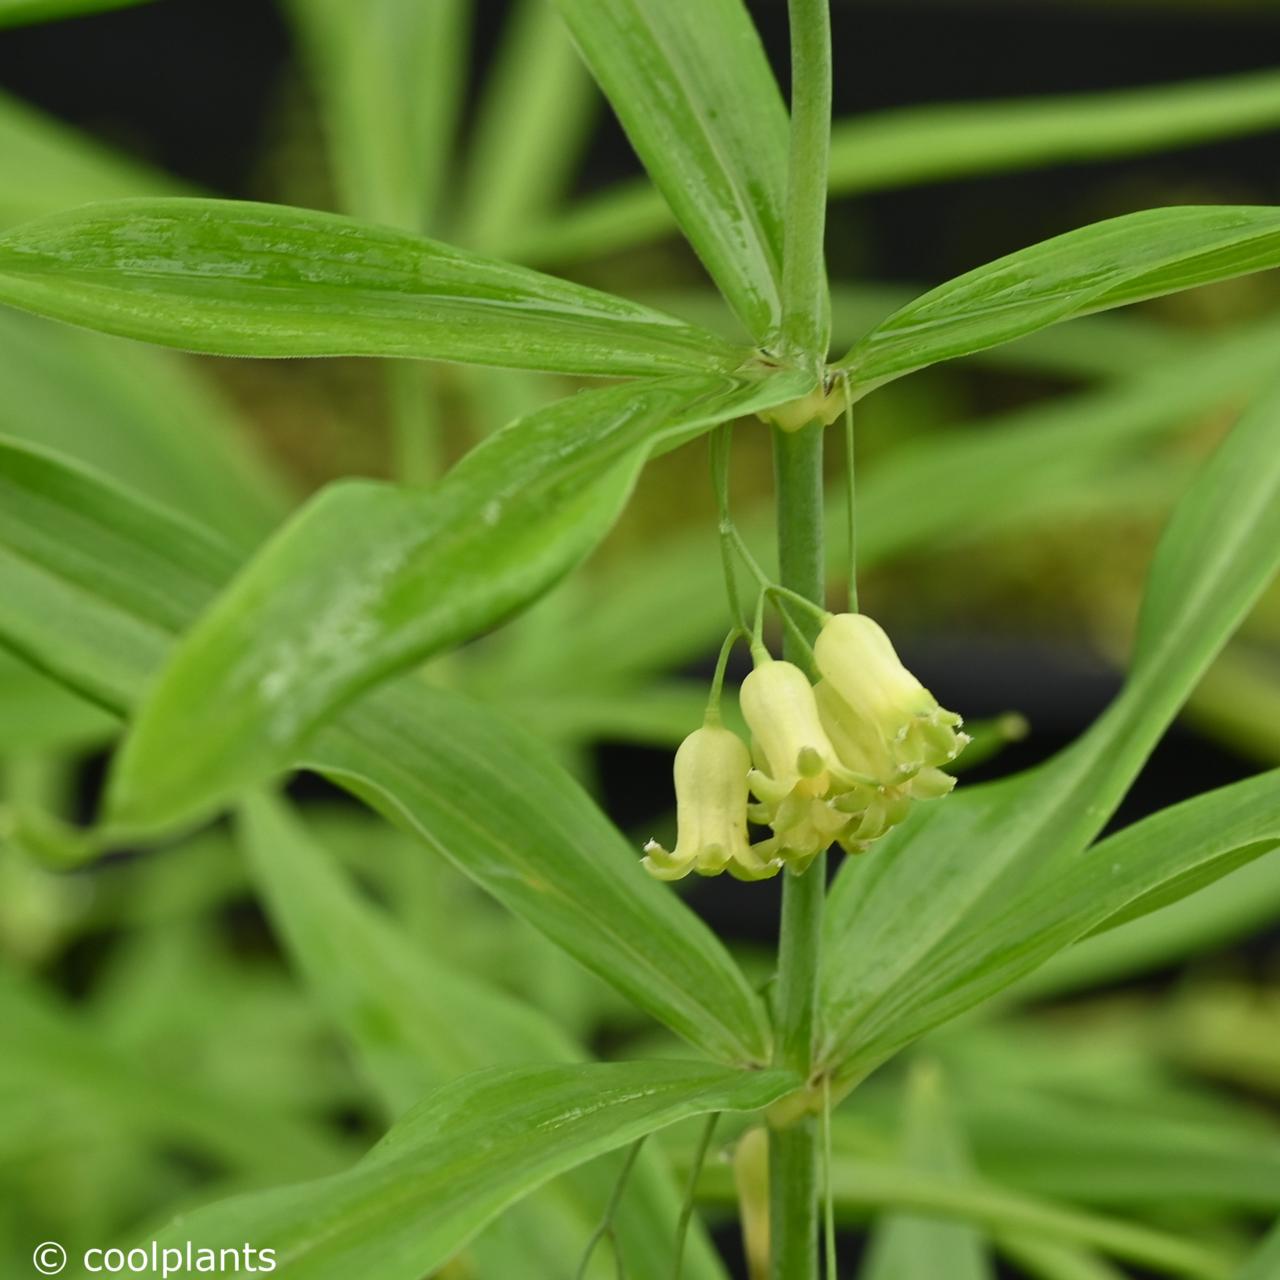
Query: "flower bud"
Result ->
[[642, 725, 780, 882], [740, 659, 851, 808], [814, 613, 968, 778]]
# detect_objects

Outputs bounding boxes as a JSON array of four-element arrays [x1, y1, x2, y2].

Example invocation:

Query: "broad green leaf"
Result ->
[[456, 0, 595, 253], [837, 206, 1280, 392], [552, 0, 788, 339], [106, 369, 810, 833], [820, 373, 1280, 1085], [0, 438, 773, 1065], [134, 1062, 797, 1280], [0, 198, 743, 375], [0, 310, 287, 548], [0, 89, 180, 227], [510, 68, 1280, 267], [236, 793, 729, 1280], [862, 1063, 993, 1280], [1237, 1220, 1280, 1280], [286, 0, 467, 232], [0, 0, 152, 28]]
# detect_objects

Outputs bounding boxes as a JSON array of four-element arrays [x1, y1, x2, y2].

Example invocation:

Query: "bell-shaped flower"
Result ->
[[816, 674, 961, 852], [739, 658, 863, 810], [643, 725, 781, 882], [814, 613, 968, 780]]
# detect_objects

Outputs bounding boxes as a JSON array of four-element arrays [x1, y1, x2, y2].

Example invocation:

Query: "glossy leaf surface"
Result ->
[[552, 0, 788, 339], [106, 370, 809, 833], [838, 206, 1280, 391], [0, 438, 772, 1066], [0, 198, 742, 375]]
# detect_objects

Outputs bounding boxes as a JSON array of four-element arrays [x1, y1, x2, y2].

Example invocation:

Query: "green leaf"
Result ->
[[0, 0, 152, 28], [997, 1239, 1130, 1280], [958, 1080, 1280, 1212], [306, 679, 774, 1065], [862, 1063, 993, 1280], [1237, 1221, 1280, 1280], [456, 0, 596, 253], [0, 88, 181, 227], [236, 793, 731, 1280], [0, 437, 773, 1066], [1024, 832, 1280, 998], [696, 1149, 1235, 1279], [509, 68, 1280, 267], [0, 649, 114, 753], [0, 198, 743, 375], [516, 317, 1280, 690], [106, 369, 809, 833], [0, 966, 348, 1181], [552, 0, 788, 340], [820, 372, 1280, 1085], [286, 0, 467, 231], [136, 1062, 796, 1280], [837, 206, 1280, 392], [237, 792, 575, 1115], [0, 310, 288, 548]]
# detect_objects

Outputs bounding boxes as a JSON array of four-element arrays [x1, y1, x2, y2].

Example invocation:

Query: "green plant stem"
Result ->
[[575, 1137, 646, 1279], [769, 422, 826, 1280], [674, 1113, 720, 1280], [386, 361, 438, 486], [780, 0, 833, 363]]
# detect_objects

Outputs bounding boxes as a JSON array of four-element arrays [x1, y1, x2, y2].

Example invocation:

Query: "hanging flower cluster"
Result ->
[[643, 613, 968, 881]]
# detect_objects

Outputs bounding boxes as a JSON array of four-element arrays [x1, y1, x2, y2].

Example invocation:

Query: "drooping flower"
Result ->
[[738, 656, 874, 867], [643, 725, 781, 882], [813, 612, 968, 781]]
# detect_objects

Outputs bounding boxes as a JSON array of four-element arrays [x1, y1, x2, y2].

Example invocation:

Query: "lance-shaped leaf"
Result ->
[[285, 0, 467, 232], [0, 0, 152, 27], [105, 369, 810, 833], [236, 794, 730, 1280], [0, 88, 181, 228], [552, 0, 788, 341], [0, 309, 287, 550], [0, 198, 744, 376], [457, 0, 596, 253], [508, 68, 1280, 267], [237, 792, 576, 1115], [862, 1064, 994, 1280], [820, 374, 1280, 1085], [837, 206, 1280, 393], [137, 1062, 796, 1280], [0, 438, 773, 1066]]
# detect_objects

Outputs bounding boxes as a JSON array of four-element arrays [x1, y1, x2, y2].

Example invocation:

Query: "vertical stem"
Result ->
[[386, 361, 439, 486], [780, 0, 833, 364], [769, 423, 826, 1280]]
